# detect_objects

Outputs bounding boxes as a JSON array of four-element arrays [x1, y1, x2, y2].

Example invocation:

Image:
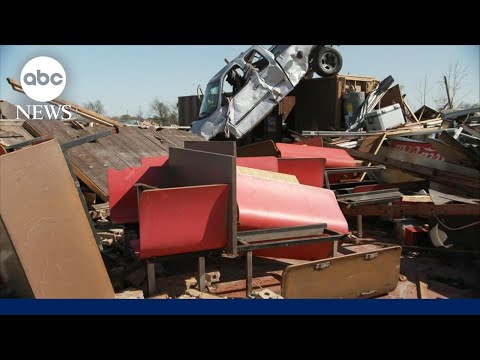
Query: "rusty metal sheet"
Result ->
[[0, 140, 114, 298], [168, 147, 237, 254], [282, 244, 401, 298], [139, 184, 229, 258]]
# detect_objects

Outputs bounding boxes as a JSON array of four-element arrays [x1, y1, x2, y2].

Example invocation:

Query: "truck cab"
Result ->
[[191, 45, 343, 140]]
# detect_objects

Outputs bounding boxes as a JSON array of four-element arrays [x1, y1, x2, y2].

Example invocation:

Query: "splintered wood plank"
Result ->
[[357, 134, 386, 181], [343, 145, 480, 192], [428, 139, 479, 168]]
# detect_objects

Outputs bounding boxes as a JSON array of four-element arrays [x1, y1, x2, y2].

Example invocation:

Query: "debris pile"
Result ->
[[1, 54, 479, 300]]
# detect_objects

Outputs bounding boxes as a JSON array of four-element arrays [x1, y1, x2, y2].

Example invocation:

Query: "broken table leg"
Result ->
[[198, 256, 206, 293], [246, 251, 253, 298], [146, 261, 157, 297], [357, 215, 363, 238]]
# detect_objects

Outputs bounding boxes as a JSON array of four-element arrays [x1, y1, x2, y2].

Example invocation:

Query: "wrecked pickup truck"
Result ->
[[191, 45, 343, 140]]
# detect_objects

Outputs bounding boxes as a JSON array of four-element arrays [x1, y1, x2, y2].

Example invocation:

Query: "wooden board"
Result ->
[[428, 139, 479, 168], [184, 141, 236, 156], [357, 134, 386, 181], [344, 146, 480, 193], [237, 140, 280, 157], [25, 120, 204, 200], [282, 244, 401, 298], [379, 85, 407, 117], [237, 166, 299, 183], [168, 147, 237, 255], [340, 203, 480, 217], [0, 140, 114, 298], [437, 131, 480, 168]]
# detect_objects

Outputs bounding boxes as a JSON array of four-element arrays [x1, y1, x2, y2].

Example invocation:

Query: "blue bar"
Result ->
[[1, 299, 479, 315]]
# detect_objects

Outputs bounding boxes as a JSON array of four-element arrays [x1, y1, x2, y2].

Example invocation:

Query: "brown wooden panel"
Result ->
[[295, 77, 337, 131], [184, 141, 236, 156], [0, 140, 114, 298], [341, 203, 480, 217], [237, 140, 280, 157], [282, 244, 401, 298], [168, 147, 237, 254], [357, 134, 386, 180], [379, 84, 407, 116], [344, 145, 480, 192], [428, 139, 479, 168]]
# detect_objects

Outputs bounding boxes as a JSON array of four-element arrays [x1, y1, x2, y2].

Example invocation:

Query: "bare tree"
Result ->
[[136, 106, 144, 120], [434, 59, 471, 111], [150, 98, 178, 125], [416, 74, 434, 108], [84, 100, 105, 115]]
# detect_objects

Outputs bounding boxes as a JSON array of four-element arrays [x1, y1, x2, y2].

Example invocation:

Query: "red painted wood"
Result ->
[[139, 184, 229, 258], [107, 156, 169, 224], [276, 142, 355, 168], [237, 174, 348, 260]]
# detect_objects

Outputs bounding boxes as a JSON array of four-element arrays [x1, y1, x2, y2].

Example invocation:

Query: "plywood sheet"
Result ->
[[282, 244, 401, 298], [0, 140, 114, 298]]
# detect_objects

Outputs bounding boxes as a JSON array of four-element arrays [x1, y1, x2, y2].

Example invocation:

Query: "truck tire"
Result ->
[[313, 46, 343, 77]]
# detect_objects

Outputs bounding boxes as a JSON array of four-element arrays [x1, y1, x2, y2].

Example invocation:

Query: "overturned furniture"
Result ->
[[108, 141, 353, 296]]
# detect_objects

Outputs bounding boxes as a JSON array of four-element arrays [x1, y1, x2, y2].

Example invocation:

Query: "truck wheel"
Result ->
[[313, 46, 343, 77]]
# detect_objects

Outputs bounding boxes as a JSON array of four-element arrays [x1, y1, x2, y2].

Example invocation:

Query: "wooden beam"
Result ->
[[342, 146, 480, 191], [71, 163, 108, 202], [402, 97, 419, 122], [428, 139, 480, 169], [357, 134, 386, 181], [7, 78, 123, 128], [340, 203, 480, 217], [416, 272, 429, 299]]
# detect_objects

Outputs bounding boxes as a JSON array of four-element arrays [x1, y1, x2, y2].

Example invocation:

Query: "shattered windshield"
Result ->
[[198, 81, 220, 118]]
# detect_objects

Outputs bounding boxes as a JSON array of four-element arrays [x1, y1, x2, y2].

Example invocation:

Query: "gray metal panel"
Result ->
[[168, 147, 237, 254]]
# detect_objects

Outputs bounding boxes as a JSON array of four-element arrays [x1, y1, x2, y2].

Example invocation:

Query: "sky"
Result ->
[[0, 45, 478, 118]]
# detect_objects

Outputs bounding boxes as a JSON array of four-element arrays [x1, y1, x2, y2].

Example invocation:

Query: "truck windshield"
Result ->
[[198, 81, 220, 118]]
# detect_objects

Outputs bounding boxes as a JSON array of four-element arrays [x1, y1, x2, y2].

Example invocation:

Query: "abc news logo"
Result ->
[[17, 56, 73, 120], [23, 70, 64, 86]]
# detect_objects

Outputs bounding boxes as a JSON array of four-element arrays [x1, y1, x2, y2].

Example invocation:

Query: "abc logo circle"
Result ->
[[20, 56, 66, 102]]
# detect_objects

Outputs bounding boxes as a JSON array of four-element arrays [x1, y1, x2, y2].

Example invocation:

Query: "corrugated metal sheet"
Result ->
[[178, 96, 201, 126]]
